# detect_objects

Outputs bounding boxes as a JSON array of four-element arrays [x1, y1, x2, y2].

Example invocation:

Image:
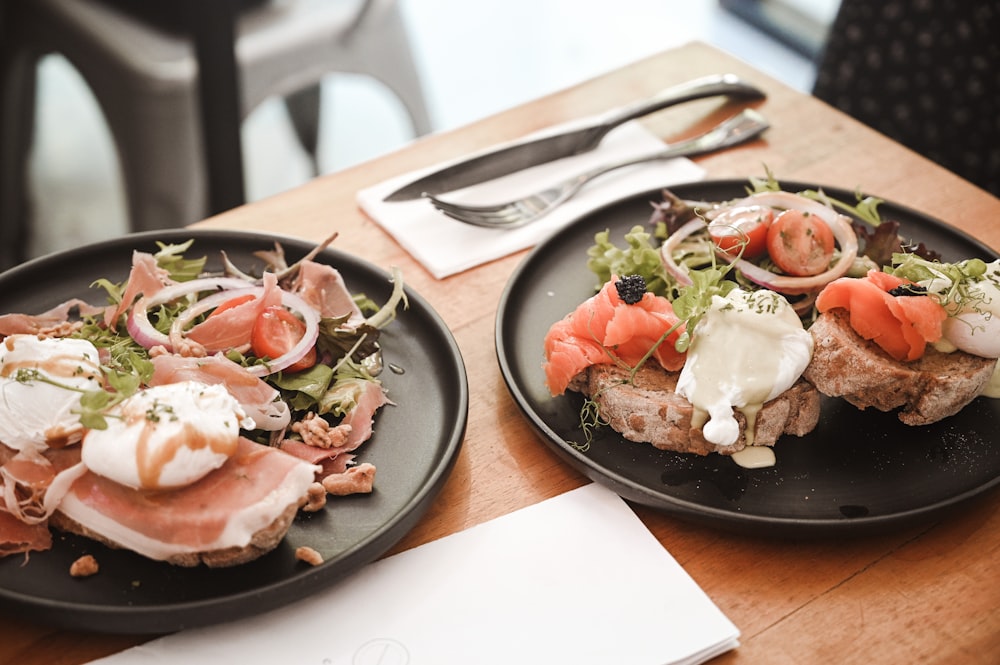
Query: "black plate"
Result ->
[[0, 229, 467, 633], [497, 180, 1000, 537]]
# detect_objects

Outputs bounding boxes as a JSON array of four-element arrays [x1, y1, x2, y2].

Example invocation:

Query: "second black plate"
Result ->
[[496, 180, 1000, 536]]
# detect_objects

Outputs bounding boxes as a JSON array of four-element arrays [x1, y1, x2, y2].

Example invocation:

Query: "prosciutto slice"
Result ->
[[55, 438, 318, 566], [0, 509, 51, 556], [149, 354, 290, 430], [292, 261, 365, 327], [0, 299, 104, 337], [277, 439, 357, 479], [0, 445, 83, 555], [183, 272, 282, 352], [104, 251, 175, 329], [339, 378, 389, 450]]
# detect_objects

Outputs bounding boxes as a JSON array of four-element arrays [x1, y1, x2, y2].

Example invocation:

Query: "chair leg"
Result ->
[[351, 0, 433, 137], [0, 36, 38, 269], [285, 84, 322, 175]]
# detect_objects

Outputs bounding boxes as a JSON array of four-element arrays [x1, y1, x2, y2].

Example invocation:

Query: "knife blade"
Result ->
[[382, 73, 765, 202]]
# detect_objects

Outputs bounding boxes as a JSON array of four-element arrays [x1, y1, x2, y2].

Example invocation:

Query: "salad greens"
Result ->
[[66, 240, 404, 440]]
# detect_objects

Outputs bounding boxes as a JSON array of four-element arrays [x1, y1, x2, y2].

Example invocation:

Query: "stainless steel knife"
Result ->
[[382, 73, 765, 202]]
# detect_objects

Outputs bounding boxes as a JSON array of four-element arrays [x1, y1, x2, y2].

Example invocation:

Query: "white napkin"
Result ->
[[357, 122, 706, 278], [90, 483, 739, 665]]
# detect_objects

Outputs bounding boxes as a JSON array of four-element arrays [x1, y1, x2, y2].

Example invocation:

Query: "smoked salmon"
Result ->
[[543, 278, 685, 395], [815, 269, 947, 362]]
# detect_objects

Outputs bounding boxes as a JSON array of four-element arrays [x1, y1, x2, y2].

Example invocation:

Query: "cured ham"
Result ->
[[183, 272, 282, 352], [149, 354, 291, 431], [0, 299, 103, 337], [278, 440, 354, 478], [338, 378, 390, 450], [0, 445, 84, 555], [291, 260, 365, 326], [53, 438, 318, 567], [0, 510, 51, 557], [104, 250, 175, 329]]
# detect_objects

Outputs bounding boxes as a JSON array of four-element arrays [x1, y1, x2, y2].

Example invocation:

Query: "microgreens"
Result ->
[[12, 367, 132, 430]]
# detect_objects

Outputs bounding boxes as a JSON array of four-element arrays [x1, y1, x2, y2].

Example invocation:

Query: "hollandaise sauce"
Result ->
[[676, 289, 813, 468]]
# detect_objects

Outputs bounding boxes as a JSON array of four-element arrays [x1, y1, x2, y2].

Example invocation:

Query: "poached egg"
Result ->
[[938, 259, 1000, 359], [676, 288, 813, 454], [82, 380, 255, 490], [0, 334, 102, 452]]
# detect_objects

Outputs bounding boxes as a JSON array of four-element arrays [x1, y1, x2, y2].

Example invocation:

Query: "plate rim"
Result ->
[[0, 228, 469, 632], [495, 179, 1000, 536]]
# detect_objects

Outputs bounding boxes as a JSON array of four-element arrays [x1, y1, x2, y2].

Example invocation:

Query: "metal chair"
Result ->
[[0, 0, 432, 268]]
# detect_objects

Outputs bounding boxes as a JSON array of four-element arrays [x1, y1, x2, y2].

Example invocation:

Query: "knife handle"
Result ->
[[579, 74, 766, 151]]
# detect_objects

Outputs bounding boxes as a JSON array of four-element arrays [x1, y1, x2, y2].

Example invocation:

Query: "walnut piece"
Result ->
[[70, 554, 99, 578], [301, 482, 327, 512], [291, 412, 351, 449], [322, 463, 376, 496], [39, 321, 83, 338], [295, 546, 324, 566]]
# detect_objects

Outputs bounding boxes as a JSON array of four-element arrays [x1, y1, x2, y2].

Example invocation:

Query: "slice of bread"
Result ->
[[804, 309, 997, 425], [47, 437, 318, 567], [49, 500, 302, 568], [568, 363, 821, 455]]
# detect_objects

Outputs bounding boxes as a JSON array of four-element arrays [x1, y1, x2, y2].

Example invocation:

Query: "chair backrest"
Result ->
[[812, 1, 1000, 197]]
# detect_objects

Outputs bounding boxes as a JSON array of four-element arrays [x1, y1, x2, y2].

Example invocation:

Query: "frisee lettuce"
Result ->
[[587, 226, 670, 297]]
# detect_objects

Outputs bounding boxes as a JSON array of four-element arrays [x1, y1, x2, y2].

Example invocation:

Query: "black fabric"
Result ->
[[813, 1, 1000, 197]]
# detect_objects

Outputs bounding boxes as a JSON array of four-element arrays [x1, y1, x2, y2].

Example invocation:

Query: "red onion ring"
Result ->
[[124, 276, 321, 376], [660, 191, 859, 296], [167, 286, 260, 351], [127, 277, 250, 350], [659, 218, 705, 287]]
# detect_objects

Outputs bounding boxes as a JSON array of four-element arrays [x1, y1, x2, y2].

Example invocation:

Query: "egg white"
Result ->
[[941, 260, 1000, 358], [0, 335, 102, 452], [82, 381, 254, 490]]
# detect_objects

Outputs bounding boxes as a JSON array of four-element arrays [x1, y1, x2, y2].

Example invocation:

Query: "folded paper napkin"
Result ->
[[90, 483, 739, 665], [357, 121, 706, 279]]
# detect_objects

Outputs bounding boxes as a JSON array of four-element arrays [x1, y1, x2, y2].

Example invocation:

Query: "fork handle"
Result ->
[[578, 74, 766, 151], [559, 109, 770, 203]]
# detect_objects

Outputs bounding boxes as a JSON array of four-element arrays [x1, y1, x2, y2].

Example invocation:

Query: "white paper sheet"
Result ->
[[356, 122, 706, 279], [90, 483, 739, 665]]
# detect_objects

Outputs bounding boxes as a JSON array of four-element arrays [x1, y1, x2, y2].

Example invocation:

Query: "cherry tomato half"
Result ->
[[765, 208, 836, 276], [251, 306, 317, 372], [707, 205, 774, 259]]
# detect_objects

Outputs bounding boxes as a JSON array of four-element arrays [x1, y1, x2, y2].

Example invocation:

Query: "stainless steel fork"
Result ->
[[425, 108, 769, 229]]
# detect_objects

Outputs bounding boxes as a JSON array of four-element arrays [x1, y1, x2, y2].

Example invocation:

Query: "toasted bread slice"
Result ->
[[49, 500, 302, 568], [804, 309, 996, 425], [568, 363, 821, 455], [49, 438, 317, 567]]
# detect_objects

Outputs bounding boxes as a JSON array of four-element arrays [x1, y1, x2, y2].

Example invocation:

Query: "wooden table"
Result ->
[[4, 40, 999, 664]]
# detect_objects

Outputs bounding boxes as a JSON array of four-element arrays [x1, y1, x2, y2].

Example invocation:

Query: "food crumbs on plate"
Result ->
[[69, 554, 99, 578], [296, 546, 324, 566]]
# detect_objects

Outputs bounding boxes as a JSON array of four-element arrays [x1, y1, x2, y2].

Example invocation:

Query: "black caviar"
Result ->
[[615, 274, 647, 305]]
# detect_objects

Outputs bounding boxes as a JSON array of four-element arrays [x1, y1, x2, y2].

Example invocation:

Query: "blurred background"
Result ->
[[15, 0, 838, 259]]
